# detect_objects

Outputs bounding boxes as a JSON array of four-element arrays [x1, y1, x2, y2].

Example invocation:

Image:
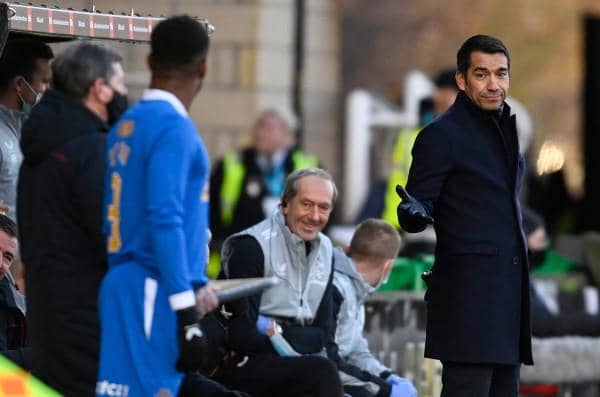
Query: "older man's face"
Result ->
[[0, 230, 17, 280], [283, 176, 334, 241]]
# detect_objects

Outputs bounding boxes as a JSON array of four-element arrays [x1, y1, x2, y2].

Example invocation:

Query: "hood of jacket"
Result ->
[[333, 247, 375, 299], [0, 104, 27, 139], [20, 89, 109, 166]]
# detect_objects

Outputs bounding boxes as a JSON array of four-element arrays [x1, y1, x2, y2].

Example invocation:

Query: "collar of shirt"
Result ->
[[256, 149, 287, 173], [142, 89, 188, 118]]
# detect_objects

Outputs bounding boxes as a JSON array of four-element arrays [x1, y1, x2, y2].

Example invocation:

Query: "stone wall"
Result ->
[[29, 0, 341, 177]]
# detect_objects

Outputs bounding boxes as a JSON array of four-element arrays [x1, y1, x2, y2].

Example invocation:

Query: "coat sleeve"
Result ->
[[345, 309, 390, 377], [325, 285, 391, 396], [145, 118, 196, 307], [222, 236, 275, 355], [405, 123, 454, 215], [76, 133, 107, 266]]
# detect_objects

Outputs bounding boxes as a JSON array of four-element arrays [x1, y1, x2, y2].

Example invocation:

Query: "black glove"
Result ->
[[396, 184, 434, 233], [176, 306, 209, 372]]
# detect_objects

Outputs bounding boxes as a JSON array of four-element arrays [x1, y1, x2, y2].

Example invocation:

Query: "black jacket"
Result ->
[[404, 91, 533, 365], [0, 277, 30, 369], [17, 89, 108, 395]]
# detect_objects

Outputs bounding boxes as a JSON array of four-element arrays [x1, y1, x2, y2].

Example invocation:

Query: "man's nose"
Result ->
[[309, 206, 320, 220], [487, 76, 500, 91]]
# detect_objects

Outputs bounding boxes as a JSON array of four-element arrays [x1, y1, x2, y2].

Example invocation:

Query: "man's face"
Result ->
[[457, 51, 509, 111], [19, 58, 52, 106], [0, 230, 17, 280], [283, 176, 334, 241], [253, 114, 291, 156], [108, 62, 127, 96]]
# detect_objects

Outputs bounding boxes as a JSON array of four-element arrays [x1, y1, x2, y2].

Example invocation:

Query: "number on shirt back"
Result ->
[[107, 172, 122, 253]]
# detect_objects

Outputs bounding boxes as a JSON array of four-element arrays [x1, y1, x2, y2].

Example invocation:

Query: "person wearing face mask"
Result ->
[[0, 39, 53, 220], [522, 208, 600, 337], [331, 219, 417, 397], [17, 42, 127, 396]]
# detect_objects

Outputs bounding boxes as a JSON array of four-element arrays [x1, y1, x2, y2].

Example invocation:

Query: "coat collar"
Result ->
[[454, 90, 512, 122]]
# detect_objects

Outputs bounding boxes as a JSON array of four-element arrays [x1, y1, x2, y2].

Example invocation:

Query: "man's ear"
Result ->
[[89, 78, 112, 105], [455, 71, 466, 90], [383, 258, 394, 275], [197, 58, 207, 80], [13, 75, 26, 96]]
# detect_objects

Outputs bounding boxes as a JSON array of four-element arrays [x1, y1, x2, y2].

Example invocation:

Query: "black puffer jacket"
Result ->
[[17, 89, 108, 396]]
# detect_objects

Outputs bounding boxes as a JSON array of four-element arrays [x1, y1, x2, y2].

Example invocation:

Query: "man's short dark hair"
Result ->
[[0, 214, 17, 239], [456, 35, 510, 75], [151, 15, 210, 71], [0, 39, 53, 93], [52, 42, 122, 100]]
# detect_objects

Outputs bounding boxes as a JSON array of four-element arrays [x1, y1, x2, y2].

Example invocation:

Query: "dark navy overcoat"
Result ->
[[406, 91, 533, 365]]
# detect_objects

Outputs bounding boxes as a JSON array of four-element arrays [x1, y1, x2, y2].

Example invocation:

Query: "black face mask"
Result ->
[[107, 91, 128, 125], [528, 249, 547, 269]]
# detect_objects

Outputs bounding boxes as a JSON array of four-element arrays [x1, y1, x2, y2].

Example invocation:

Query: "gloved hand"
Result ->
[[175, 306, 209, 372], [390, 381, 417, 397], [386, 374, 405, 386], [396, 184, 433, 233], [256, 314, 272, 335]]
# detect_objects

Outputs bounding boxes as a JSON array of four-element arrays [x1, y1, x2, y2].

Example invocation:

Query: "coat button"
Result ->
[[513, 256, 519, 265]]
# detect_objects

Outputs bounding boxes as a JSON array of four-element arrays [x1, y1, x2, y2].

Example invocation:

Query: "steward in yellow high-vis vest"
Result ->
[[381, 127, 421, 228]]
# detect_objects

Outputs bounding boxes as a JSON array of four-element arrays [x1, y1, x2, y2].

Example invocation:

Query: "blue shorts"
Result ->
[[96, 262, 183, 397]]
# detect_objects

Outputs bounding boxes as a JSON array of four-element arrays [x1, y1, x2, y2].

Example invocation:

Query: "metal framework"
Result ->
[[4, 2, 213, 44]]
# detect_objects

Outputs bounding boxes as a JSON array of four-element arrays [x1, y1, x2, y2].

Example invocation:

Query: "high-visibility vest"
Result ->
[[219, 150, 318, 225], [381, 127, 421, 228]]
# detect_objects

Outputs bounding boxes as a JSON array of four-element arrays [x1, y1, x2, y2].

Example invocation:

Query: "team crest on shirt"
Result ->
[[118, 120, 135, 137]]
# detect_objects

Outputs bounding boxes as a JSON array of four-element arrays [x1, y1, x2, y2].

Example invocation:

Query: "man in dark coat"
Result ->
[[396, 34, 533, 396], [17, 42, 127, 396], [0, 214, 29, 369]]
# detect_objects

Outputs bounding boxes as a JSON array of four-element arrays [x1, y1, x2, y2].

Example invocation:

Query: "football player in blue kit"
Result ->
[[96, 15, 219, 397]]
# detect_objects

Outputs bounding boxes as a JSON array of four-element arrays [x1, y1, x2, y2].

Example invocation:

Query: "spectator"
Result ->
[[17, 42, 127, 395], [332, 219, 416, 397], [0, 214, 29, 369], [523, 208, 600, 336], [0, 39, 53, 219], [209, 109, 318, 253], [215, 168, 343, 397]]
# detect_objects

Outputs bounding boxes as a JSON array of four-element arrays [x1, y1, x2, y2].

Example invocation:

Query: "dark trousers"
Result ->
[[216, 354, 343, 397], [179, 373, 250, 397], [344, 385, 375, 397], [441, 362, 519, 397]]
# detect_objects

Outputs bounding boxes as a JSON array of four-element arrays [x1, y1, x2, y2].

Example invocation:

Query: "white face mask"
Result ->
[[371, 267, 391, 292], [17, 79, 42, 116]]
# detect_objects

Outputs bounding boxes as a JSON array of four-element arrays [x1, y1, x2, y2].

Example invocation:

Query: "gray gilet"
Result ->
[[333, 247, 389, 377], [0, 105, 25, 220], [222, 208, 333, 325]]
